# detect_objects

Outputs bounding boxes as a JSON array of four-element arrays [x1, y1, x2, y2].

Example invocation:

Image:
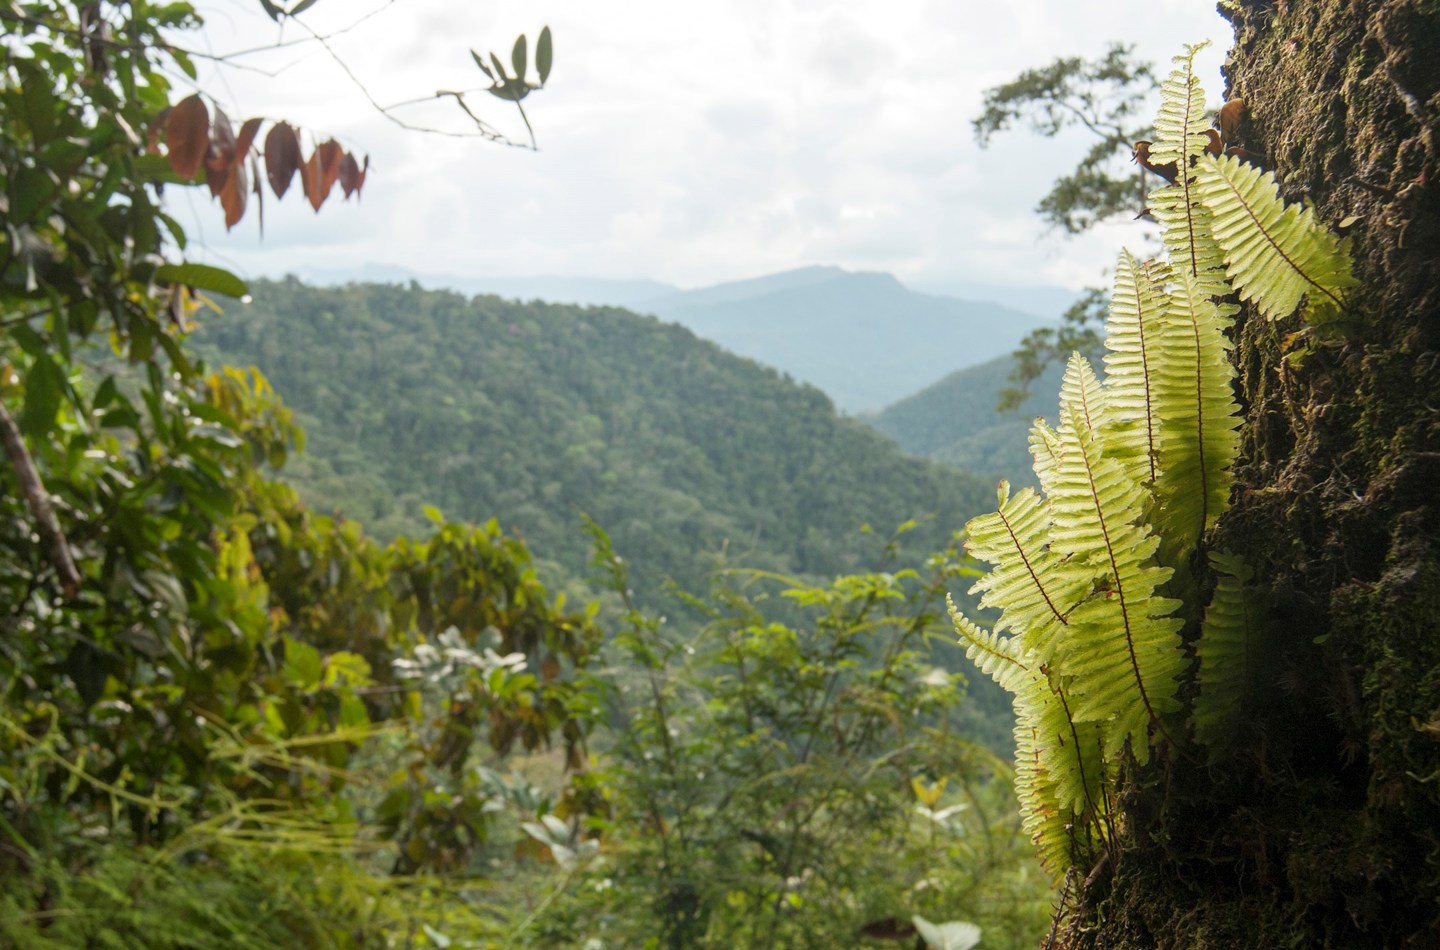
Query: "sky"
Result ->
[[182, 0, 1234, 297]]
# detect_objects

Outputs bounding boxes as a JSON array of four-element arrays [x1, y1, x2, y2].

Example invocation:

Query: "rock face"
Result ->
[[1082, 2, 1440, 948]]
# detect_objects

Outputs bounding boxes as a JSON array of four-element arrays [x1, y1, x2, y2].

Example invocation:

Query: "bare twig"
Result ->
[[0, 398, 81, 599]]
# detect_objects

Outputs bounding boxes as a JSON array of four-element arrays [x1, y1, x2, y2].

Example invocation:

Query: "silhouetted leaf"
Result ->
[[289, 0, 323, 15], [258, 0, 283, 21], [536, 26, 553, 85], [338, 152, 361, 198], [165, 94, 209, 179], [511, 34, 527, 79], [471, 49, 494, 79], [264, 121, 301, 198]]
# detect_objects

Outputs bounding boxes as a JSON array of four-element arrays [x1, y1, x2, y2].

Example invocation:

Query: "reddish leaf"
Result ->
[[206, 106, 236, 172], [298, 147, 321, 211], [1219, 98, 1246, 146], [204, 160, 230, 199], [315, 139, 343, 201], [235, 117, 264, 160], [165, 94, 209, 179], [220, 158, 247, 230], [263, 122, 302, 199], [355, 154, 369, 197], [338, 152, 360, 198]]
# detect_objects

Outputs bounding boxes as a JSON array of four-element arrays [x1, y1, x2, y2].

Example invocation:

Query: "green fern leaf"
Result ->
[[1194, 153, 1356, 324], [1013, 670, 1109, 880], [1048, 356, 1185, 763], [948, 594, 1027, 691], [1148, 42, 1212, 172], [1192, 551, 1260, 757], [1151, 273, 1242, 560], [1148, 44, 1228, 290], [1103, 251, 1172, 485], [963, 481, 1089, 665]]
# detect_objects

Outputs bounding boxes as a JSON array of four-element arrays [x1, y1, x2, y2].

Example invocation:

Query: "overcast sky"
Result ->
[[183, 0, 1233, 296]]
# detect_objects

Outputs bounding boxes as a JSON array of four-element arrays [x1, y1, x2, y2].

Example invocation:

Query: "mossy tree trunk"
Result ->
[[1085, 1, 1440, 947]]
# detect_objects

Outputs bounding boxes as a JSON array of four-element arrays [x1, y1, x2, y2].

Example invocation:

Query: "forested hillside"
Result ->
[[192, 278, 997, 604], [865, 355, 1066, 486]]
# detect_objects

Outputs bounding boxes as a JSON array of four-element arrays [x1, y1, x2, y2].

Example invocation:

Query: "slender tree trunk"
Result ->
[[1084, 1, 1440, 947]]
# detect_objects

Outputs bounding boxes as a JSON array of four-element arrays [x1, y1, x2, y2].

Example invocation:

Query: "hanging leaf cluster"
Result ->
[[151, 94, 368, 230], [471, 25, 553, 102]]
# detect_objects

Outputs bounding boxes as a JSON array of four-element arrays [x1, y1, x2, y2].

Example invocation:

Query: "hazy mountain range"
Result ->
[[296, 263, 1075, 414]]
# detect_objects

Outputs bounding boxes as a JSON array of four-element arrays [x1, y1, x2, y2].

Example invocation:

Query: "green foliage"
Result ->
[[190, 278, 996, 610], [522, 525, 1050, 950], [973, 43, 1157, 233], [950, 44, 1355, 892]]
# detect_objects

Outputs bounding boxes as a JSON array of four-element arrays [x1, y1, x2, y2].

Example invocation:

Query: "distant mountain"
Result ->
[[288, 264, 1070, 415], [905, 279, 1082, 325], [864, 354, 1067, 488], [635, 267, 1054, 413], [192, 278, 996, 606]]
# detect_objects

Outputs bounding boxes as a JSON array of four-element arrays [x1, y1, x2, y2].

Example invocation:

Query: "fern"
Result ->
[[1150, 272, 1242, 563], [962, 483, 1087, 666], [1148, 44, 1229, 292], [1102, 251, 1172, 486], [951, 41, 1353, 888], [1192, 552, 1259, 756], [1194, 153, 1355, 324], [1049, 357, 1185, 762]]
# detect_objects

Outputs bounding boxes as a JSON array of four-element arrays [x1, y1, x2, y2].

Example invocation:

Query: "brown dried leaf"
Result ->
[[263, 122, 302, 199], [541, 653, 560, 681], [315, 139, 343, 202], [1219, 98, 1246, 146], [206, 106, 236, 172], [235, 117, 264, 160], [220, 159, 247, 229], [165, 94, 210, 179], [338, 151, 360, 198]]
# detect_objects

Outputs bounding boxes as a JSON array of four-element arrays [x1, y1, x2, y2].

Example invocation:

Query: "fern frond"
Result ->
[[1194, 154, 1356, 324], [963, 481, 1089, 666], [1103, 251, 1172, 485], [1048, 358, 1185, 763], [1148, 44, 1229, 290], [1012, 671, 1109, 881], [1151, 272, 1242, 564], [947, 594, 1027, 692], [1192, 551, 1259, 757], [1029, 419, 1064, 496], [1149, 42, 1212, 171]]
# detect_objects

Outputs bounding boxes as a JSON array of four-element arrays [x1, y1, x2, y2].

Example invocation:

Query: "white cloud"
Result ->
[[187, 0, 1232, 292]]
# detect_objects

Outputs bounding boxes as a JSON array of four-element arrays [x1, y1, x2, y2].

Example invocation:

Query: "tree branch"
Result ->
[[0, 398, 81, 599]]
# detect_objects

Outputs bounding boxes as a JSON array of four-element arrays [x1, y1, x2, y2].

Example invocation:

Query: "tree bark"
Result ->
[[1083, 1, 1440, 947]]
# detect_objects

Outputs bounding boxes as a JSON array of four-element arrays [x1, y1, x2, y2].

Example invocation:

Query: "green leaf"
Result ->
[[154, 262, 249, 298], [511, 34, 528, 79], [18, 62, 58, 145], [536, 26, 553, 85], [283, 636, 324, 690], [471, 49, 495, 79], [289, 0, 323, 15], [21, 354, 66, 439]]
